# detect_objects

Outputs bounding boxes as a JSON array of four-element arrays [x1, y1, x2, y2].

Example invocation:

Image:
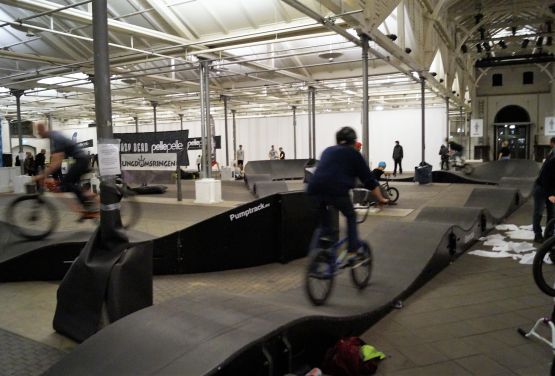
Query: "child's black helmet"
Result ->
[[336, 126, 357, 145]]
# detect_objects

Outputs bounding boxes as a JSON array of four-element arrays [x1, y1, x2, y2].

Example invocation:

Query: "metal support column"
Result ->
[[459, 106, 464, 150], [47, 113, 53, 154], [232, 109, 237, 163], [199, 60, 212, 178], [10, 89, 25, 174], [420, 77, 426, 162], [222, 95, 229, 166], [445, 97, 449, 140], [307, 87, 312, 158], [361, 33, 370, 162], [151, 101, 158, 133], [178, 113, 183, 131], [133, 116, 138, 133], [292, 106, 297, 159], [311, 86, 316, 158]]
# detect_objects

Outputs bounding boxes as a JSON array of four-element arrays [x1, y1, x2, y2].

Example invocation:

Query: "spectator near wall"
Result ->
[[236, 145, 245, 169], [279, 147, 285, 160], [268, 145, 278, 160]]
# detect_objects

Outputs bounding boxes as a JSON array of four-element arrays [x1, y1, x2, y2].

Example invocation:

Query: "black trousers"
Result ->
[[533, 184, 555, 237], [62, 158, 90, 206], [393, 158, 402, 174]]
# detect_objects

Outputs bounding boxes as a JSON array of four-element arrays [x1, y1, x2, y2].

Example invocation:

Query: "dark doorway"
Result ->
[[493, 105, 531, 159]]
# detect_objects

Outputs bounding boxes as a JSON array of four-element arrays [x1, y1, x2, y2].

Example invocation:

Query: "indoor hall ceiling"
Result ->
[[2, 0, 544, 126], [446, 0, 554, 66]]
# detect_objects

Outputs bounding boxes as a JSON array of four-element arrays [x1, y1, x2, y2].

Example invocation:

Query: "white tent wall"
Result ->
[[222, 108, 445, 171], [369, 107, 446, 171]]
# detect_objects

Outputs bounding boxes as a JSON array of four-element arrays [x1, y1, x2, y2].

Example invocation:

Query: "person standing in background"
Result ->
[[268, 145, 278, 160], [532, 137, 555, 243], [23, 152, 35, 176], [439, 143, 449, 170], [498, 141, 511, 160], [392, 141, 403, 176], [236, 145, 245, 170], [35, 149, 46, 174], [196, 155, 201, 172], [279, 147, 285, 160]]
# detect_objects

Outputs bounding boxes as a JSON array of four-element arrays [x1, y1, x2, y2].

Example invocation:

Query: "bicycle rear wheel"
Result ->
[[532, 236, 555, 296], [387, 187, 399, 203], [462, 164, 473, 175], [305, 249, 335, 306], [350, 241, 373, 289], [5, 195, 59, 240]]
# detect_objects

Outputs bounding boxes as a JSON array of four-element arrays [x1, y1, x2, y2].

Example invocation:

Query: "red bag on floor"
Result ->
[[321, 337, 378, 376]]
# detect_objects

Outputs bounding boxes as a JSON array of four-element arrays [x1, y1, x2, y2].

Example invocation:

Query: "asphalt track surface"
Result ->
[[43, 160, 538, 375]]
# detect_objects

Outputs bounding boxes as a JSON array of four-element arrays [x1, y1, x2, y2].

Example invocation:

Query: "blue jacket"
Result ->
[[307, 145, 379, 196]]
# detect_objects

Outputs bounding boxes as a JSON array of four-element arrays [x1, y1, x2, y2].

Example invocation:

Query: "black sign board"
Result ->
[[114, 130, 190, 166]]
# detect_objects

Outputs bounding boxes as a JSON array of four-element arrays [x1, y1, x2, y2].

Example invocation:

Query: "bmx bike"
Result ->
[[517, 218, 555, 374], [5, 177, 140, 240], [305, 188, 374, 306], [449, 155, 474, 175], [380, 174, 399, 203]]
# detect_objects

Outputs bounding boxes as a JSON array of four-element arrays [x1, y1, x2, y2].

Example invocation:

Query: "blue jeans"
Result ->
[[315, 194, 359, 252], [533, 184, 555, 237]]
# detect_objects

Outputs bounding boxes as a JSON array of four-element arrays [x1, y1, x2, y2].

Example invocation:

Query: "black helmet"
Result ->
[[336, 126, 357, 145]]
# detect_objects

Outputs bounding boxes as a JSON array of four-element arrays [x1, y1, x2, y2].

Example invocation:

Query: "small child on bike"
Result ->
[[307, 127, 388, 259], [371, 161, 397, 205]]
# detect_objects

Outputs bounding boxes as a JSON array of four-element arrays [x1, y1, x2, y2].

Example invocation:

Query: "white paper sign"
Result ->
[[470, 119, 483, 137], [545, 117, 555, 136], [120, 153, 177, 170], [98, 139, 121, 176]]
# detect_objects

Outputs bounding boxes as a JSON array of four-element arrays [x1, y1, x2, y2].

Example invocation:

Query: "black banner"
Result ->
[[76, 139, 94, 149], [114, 130, 190, 166], [186, 136, 221, 150]]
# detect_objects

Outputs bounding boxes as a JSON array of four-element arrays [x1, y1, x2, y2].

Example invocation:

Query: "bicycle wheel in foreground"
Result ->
[[532, 236, 555, 297], [5, 195, 59, 240], [387, 187, 399, 203], [351, 241, 373, 289], [305, 249, 335, 306], [119, 190, 141, 230]]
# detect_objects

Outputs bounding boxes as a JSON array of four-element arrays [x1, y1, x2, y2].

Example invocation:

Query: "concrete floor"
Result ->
[[0, 180, 552, 375]]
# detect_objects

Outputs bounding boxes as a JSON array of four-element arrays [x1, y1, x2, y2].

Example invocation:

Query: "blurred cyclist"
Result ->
[[307, 127, 388, 258], [32, 121, 98, 217]]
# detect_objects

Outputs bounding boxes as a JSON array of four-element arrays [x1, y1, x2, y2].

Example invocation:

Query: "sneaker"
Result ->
[[534, 235, 544, 244]]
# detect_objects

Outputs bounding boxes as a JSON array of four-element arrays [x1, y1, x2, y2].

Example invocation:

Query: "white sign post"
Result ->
[[470, 119, 483, 138], [545, 117, 555, 136]]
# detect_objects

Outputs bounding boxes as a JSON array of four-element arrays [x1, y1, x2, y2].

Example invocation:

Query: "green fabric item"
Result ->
[[360, 344, 385, 361]]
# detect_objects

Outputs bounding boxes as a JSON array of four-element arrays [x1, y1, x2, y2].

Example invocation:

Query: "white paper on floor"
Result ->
[[470, 223, 538, 265], [479, 234, 506, 242], [505, 229, 535, 240], [517, 252, 551, 265], [469, 250, 517, 258], [495, 224, 519, 231]]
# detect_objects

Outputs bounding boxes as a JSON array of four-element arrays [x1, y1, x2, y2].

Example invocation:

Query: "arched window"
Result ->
[[494, 105, 530, 123]]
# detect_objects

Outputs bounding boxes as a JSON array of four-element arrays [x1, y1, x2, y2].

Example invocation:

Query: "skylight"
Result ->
[[37, 72, 89, 87]]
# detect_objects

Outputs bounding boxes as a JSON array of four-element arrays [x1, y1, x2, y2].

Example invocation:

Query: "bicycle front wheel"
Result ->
[[351, 241, 373, 289], [305, 249, 335, 306], [532, 236, 555, 297], [387, 187, 399, 203], [5, 195, 59, 240]]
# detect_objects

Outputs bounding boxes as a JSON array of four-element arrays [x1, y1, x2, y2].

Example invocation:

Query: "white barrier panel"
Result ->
[[13, 175, 32, 193], [0, 167, 21, 193], [194, 178, 222, 204], [121, 153, 177, 170]]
